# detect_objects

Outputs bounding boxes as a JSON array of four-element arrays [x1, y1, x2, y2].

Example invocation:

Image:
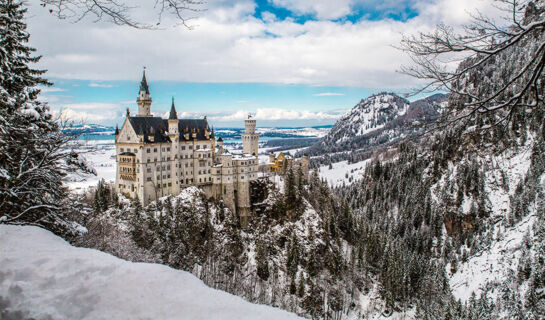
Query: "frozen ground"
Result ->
[[318, 159, 371, 187], [0, 225, 304, 320], [447, 135, 541, 302], [449, 214, 536, 302], [257, 127, 330, 138], [64, 141, 117, 192]]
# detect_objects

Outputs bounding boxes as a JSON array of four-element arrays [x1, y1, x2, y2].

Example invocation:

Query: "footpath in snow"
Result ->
[[0, 225, 303, 320]]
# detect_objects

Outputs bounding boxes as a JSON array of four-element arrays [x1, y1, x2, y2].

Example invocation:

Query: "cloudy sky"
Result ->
[[26, 0, 493, 127]]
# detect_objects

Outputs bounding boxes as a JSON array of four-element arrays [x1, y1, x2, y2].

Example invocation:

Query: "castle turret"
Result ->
[[241, 114, 259, 156], [136, 69, 152, 117], [168, 97, 180, 195], [168, 97, 179, 136]]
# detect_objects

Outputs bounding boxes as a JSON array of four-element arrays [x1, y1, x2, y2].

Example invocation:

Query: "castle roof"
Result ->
[[128, 116, 211, 143], [169, 98, 178, 120], [139, 70, 150, 94]]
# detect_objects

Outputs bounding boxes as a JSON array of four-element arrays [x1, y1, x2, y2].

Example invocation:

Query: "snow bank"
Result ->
[[0, 225, 303, 320]]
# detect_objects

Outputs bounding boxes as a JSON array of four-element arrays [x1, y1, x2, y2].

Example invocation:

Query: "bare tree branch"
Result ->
[[399, 0, 545, 129], [39, 0, 205, 29]]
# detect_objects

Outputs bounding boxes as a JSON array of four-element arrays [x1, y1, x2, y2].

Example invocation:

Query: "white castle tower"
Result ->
[[241, 114, 259, 156], [136, 70, 152, 117]]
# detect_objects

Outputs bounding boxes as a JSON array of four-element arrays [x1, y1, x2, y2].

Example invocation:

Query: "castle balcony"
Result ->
[[119, 152, 137, 181]]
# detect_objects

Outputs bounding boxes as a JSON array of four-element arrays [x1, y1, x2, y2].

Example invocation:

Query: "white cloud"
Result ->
[[89, 83, 115, 88], [271, 0, 353, 20], [48, 102, 124, 123], [53, 108, 118, 123], [210, 108, 345, 121], [314, 92, 345, 96], [24, 0, 497, 89], [39, 87, 66, 93]]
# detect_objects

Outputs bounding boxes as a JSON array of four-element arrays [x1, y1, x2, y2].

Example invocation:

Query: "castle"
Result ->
[[115, 71, 260, 222]]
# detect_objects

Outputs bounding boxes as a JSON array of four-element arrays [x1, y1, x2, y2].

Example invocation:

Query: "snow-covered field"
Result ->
[[318, 159, 370, 187], [0, 225, 304, 320], [64, 141, 117, 192], [257, 126, 330, 138]]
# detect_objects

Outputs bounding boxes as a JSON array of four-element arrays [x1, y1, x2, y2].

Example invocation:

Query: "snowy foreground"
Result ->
[[0, 225, 304, 320]]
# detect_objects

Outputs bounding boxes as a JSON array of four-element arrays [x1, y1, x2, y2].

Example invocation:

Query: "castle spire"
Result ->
[[169, 97, 177, 120], [139, 68, 149, 94]]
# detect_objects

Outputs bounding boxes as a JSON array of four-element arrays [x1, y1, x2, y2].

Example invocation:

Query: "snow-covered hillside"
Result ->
[[0, 225, 304, 320], [445, 135, 544, 303], [318, 159, 371, 187]]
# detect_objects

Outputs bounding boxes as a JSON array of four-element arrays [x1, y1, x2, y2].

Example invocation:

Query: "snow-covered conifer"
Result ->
[[0, 1, 75, 232]]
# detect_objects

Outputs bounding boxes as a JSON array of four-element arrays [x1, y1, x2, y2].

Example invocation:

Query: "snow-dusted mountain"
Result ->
[[304, 92, 447, 163], [325, 93, 410, 144]]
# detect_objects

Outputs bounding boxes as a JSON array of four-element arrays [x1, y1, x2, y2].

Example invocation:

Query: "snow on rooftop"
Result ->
[[0, 225, 304, 320], [232, 154, 257, 160]]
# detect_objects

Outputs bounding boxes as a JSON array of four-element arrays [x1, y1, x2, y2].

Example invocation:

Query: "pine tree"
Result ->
[[256, 239, 270, 281], [0, 1, 75, 232]]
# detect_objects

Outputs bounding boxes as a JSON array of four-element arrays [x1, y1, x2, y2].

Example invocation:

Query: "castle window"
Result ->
[[147, 177, 151, 181], [199, 178, 202, 182], [167, 147, 170, 151], [196, 145, 200, 150], [120, 148, 124, 152], [189, 145, 193, 150], [157, 175, 160, 180], [168, 183, 171, 187], [147, 148, 150, 153], [154, 148, 157, 152], [147, 159, 150, 163], [182, 146, 186, 150], [163, 184, 166, 188]]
